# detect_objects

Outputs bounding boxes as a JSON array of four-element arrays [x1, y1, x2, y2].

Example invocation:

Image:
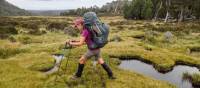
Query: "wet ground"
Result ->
[[119, 60, 200, 88], [45, 54, 64, 74]]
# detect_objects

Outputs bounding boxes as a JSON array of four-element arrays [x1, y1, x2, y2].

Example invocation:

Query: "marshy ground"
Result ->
[[0, 16, 199, 88]]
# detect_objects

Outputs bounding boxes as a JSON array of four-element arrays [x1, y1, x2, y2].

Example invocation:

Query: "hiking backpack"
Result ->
[[83, 12, 109, 49]]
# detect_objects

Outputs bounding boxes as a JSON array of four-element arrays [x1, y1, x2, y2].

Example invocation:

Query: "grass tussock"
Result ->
[[183, 72, 200, 87], [0, 40, 27, 59]]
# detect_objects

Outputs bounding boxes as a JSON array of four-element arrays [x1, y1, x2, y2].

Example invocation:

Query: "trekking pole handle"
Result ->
[[64, 41, 72, 49]]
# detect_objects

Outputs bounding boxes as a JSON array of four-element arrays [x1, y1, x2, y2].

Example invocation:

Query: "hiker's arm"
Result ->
[[69, 36, 85, 46]]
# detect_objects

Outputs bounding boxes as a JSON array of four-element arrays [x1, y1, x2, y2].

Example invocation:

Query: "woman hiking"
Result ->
[[68, 12, 116, 80]]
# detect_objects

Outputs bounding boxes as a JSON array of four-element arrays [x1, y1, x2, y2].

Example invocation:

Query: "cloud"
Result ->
[[31, 0, 52, 1], [6, 0, 115, 10], [28, 0, 53, 1]]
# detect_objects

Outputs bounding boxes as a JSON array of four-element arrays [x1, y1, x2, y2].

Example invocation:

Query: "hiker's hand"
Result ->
[[65, 40, 72, 46], [68, 40, 79, 45], [66, 40, 74, 44], [71, 40, 79, 42], [65, 41, 70, 45], [65, 41, 72, 49], [69, 41, 73, 45], [67, 38, 84, 46]]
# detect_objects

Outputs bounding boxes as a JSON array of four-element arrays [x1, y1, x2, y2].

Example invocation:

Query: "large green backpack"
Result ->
[[83, 12, 109, 49]]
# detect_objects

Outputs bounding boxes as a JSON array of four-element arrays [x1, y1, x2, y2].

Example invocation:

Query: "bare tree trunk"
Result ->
[[178, 6, 184, 22], [165, 11, 170, 22], [164, 0, 169, 22], [164, 0, 171, 23], [188, 7, 193, 18], [153, 0, 163, 21], [114, 0, 120, 14]]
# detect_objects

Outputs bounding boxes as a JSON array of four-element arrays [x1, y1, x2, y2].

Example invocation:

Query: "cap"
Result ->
[[74, 18, 84, 27]]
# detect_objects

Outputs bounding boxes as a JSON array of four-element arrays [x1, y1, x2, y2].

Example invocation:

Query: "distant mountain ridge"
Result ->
[[28, 10, 67, 16], [0, 0, 31, 16]]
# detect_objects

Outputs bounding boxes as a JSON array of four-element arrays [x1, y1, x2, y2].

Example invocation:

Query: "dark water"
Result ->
[[45, 54, 64, 74], [119, 60, 200, 88]]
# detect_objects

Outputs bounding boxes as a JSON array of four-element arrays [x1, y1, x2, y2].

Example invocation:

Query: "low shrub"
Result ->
[[17, 35, 32, 44], [109, 20, 130, 26], [8, 36, 17, 42], [144, 30, 158, 44], [20, 22, 39, 30], [0, 45, 27, 59], [0, 25, 18, 39], [46, 21, 69, 31], [116, 25, 125, 30], [64, 26, 78, 37], [0, 17, 19, 26], [110, 35, 122, 42], [0, 25, 18, 34], [19, 22, 43, 35]]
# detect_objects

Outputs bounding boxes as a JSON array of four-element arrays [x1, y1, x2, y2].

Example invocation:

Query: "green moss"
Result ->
[[0, 61, 47, 88], [10, 52, 55, 71], [0, 41, 28, 59]]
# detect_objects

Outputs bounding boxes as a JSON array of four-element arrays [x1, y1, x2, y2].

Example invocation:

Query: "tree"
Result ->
[[114, 0, 120, 14], [193, 0, 200, 19], [123, 0, 153, 20], [123, 0, 132, 19], [142, 0, 153, 19], [152, 0, 163, 20]]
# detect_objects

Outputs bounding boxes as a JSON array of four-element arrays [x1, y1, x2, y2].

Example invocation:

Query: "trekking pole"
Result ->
[[53, 53, 65, 84], [63, 42, 72, 73], [54, 42, 72, 84]]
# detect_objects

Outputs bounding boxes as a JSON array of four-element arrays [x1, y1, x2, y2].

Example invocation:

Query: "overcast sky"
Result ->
[[6, 0, 116, 10]]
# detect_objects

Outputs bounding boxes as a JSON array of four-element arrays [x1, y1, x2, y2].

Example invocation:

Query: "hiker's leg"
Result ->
[[98, 58, 114, 77], [75, 49, 93, 77], [94, 49, 114, 78], [98, 58, 104, 64], [75, 56, 87, 77], [79, 55, 87, 64]]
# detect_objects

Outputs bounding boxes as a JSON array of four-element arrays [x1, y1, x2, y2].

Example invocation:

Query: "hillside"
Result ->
[[0, 0, 31, 16], [29, 10, 66, 16]]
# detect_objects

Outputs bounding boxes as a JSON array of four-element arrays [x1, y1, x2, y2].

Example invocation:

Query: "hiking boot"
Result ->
[[101, 63, 115, 78], [75, 63, 84, 77], [109, 76, 116, 80]]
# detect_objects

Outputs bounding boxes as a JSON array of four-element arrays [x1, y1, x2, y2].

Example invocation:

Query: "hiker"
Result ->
[[67, 12, 116, 79]]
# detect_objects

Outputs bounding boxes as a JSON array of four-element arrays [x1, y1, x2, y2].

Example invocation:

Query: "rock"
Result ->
[[163, 31, 173, 43]]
